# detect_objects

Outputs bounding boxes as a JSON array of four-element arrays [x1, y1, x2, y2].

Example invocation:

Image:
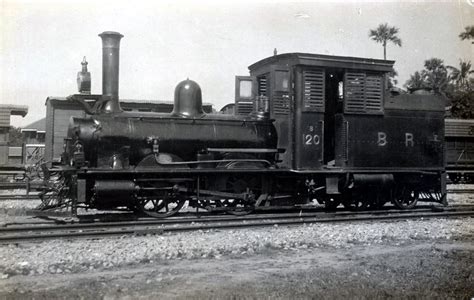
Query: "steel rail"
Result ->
[[2, 205, 473, 232], [446, 189, 474, 193], [0, 194, 41, 200], [2, 204, 474, 229], [1, 207, 473, 244]]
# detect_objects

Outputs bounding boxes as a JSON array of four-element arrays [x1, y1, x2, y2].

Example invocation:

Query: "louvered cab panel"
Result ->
[[294, 68, 326, 170], [365, 74, 383, 113], [344, 72, 383, 114], [303, 69, 325, 112], [236, 102, 253, 115], [273, 92, 290, 116]]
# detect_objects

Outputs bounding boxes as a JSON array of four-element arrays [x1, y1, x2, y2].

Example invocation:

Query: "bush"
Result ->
[[450, 90, 474, 119]]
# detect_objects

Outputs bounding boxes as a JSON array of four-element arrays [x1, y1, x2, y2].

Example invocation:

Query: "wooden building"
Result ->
[[0, 104, 28, 166]]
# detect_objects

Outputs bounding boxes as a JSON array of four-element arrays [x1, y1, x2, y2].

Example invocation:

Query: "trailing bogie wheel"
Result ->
[[393, 186, 418, 209]]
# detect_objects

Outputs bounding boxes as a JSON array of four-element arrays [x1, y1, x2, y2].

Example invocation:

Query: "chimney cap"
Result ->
[[98, 31, 124, 38]]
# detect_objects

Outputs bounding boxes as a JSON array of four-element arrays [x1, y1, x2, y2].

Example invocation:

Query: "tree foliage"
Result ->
[[404, 58, 450, 96], [388, 69, 398, 88], [451, 90, 474, 119], [403, 27, 473, 119], [459, 25, 474, 41], [447, 60, 474, 89], [448, 60, 474, 119], [422, 58, 450, 96], [368, 23, 402, 60], [404, 71, 425, 91], [8, 127, 23, 147]]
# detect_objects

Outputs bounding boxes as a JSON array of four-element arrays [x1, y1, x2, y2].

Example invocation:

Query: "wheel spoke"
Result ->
[[393, 187, 418, 209], [138, 191, 185, 218]]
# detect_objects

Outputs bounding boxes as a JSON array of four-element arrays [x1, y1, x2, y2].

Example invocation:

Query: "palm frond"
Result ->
[[368, 23, 402, 59]]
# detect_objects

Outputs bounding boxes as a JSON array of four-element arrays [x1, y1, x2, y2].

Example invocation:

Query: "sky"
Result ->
[[1, 0, 473, 127]]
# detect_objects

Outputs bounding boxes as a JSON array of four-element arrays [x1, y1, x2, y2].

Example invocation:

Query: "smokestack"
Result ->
[[98, 31, 124, 113]]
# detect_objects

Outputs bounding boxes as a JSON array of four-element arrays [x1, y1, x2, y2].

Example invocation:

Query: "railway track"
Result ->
[[1, 205, 473, 244], [0, 181, 44, 191], [446, 189, 474, 194], [0, 194, 41, 200]]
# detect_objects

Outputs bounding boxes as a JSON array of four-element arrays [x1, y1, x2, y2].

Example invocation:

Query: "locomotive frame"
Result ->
[[44, 31, 447, 217]]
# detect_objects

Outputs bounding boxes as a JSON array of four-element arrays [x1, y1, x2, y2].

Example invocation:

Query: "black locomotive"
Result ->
[[55, 31, 446, 217]]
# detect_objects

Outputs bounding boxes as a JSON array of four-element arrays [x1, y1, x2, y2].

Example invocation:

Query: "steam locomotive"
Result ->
[[53, 31, 446, 217]]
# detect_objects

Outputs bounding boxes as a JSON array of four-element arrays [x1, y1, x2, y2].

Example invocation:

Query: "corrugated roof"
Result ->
[[445, 118, 474, 137], [23, 118, 46, 131]]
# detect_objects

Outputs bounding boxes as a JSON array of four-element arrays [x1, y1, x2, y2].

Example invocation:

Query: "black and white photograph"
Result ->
[[0, 0, 473, 298]]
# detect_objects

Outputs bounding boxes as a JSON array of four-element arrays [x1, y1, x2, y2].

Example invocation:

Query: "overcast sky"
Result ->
[[1, 0, 472, 127]]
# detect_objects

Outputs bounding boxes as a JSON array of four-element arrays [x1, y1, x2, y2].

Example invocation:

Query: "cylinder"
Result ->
[[93, 180, 136, 204], [98, 31, 124, 113]]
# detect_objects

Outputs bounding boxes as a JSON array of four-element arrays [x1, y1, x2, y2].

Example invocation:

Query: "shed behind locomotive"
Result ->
[[445, 118, 474, 183], [55, 31, 446, 217]]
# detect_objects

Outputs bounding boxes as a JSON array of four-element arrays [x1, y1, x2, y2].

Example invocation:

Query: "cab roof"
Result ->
[[249, 53, 395, 73]]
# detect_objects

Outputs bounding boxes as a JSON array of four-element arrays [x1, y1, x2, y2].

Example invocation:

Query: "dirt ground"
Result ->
[[1, 239, 473, 299]]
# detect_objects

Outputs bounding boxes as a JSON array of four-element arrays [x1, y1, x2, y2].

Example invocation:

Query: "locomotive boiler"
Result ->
[[67, 81, 277, 171], [50, 31, 447, 217]]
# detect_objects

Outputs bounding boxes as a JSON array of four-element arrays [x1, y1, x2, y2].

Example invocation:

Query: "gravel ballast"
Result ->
[[0, 218, 472, 278], [0, 187, 472, 298]]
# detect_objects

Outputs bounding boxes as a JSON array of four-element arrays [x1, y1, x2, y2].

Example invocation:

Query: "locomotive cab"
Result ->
[[235, 53, 395, 171]]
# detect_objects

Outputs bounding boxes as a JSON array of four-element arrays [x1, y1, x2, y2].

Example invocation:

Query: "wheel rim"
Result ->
[[219, 175, 260, 215], [217, 199, 254, 215], [393, 187, 418, 209]]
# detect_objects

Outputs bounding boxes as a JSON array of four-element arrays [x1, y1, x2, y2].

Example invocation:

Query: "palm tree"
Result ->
[[447, 60, 474, 90], [388, 69, 398, 88], [369, 23, 402, 60], [459, 25, 474, 43], [404, 71, 425, 92], [422, 58, 449, 95]]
